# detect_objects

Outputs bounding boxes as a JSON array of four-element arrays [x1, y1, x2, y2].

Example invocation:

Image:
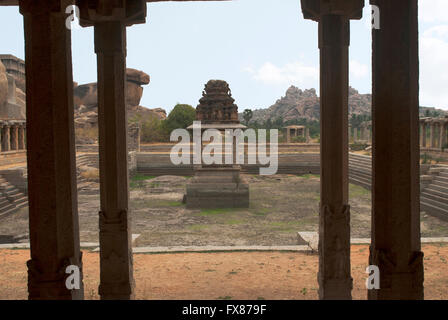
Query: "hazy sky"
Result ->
[[1, 0, 448, 113]]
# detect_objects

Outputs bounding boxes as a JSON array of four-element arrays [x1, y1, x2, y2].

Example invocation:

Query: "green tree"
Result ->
[[162, 104, 196, 135], [242, 109, 253, 125]]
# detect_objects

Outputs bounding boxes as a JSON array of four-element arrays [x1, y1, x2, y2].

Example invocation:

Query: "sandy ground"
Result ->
[[1, 244, 448, 300]]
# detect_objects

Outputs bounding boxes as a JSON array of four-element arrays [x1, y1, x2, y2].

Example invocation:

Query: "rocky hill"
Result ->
[[249, 86, 371, 123], [249, 85, 447, 124]]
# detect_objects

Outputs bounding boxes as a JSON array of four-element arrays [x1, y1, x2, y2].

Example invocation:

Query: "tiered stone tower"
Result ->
[[185, 80, 249, 209], [196, 80, 239, 124]]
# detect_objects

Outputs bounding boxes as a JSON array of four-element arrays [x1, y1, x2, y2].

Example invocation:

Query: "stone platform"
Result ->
[[185, 166, 249, 209]]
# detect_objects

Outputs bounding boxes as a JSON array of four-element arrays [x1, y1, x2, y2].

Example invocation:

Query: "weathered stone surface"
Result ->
[[74, 82, 98, 108], [126, 68, 150, 85], [0, 61, 7, 107], [196, 80, 239, 124]]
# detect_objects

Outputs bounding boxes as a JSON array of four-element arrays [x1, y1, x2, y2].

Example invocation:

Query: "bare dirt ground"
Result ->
[[1, 174, 448, 245], [1, 244, 448, 300]]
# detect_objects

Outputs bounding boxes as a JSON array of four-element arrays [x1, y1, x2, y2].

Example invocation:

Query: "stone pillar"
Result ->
[[353, 127, 358, 143], [301, 0, 364, 300], [2, 125, 10, 152], [18, 125, 25, 150], [419, 122, 425, 147], [429, 123, 434, 148], [286, 128, 291, 143], [348, 125, 352, 142], [422, 122, 427, 147], [438, 123, 445, 150], [78, 0, 146, 300], [10, 125, 19, 151], [306, 127, 310, 143], [360, 124, 365, 141], [369, 0, 423, 300], [19, 0, 83, 299]]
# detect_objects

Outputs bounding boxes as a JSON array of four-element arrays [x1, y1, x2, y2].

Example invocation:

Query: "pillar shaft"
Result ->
[[19, 0, 83, 300], [422, 123, 427, 147], [11, 125, 19, 150], [318, 14, 352, 300], [18, 125, 25, 150], [95, 21, 134, 300], [429, 123, 434, 148], [2, 125, 10, 152], [438, 123, 445, 150], [369, 0, 423, 300], [419, 123, 424, 147]]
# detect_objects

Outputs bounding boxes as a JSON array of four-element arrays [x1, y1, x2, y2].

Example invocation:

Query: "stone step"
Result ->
[[349, 167, 371, 177], [426, 183, 448, 194], [434, 176, 448, 184], [421, 201, 448, 221], [0, 206, 21, 220], [421, 191, 448, 205], [420, 196, 448, 211], [431, 179, 448, 189], [0, 202, 16, 214], [349, 176, 371, 190], [425, 187, 448, 199]]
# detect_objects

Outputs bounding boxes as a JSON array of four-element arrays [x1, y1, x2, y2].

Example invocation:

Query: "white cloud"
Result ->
[[350, 60, 369, 79], [419, 0, 448, 23], [420, 25, 448, 109], [244, 61, 318, 88]]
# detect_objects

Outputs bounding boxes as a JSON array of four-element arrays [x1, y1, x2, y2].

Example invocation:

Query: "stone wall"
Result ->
[[0, 55, 26, 121]]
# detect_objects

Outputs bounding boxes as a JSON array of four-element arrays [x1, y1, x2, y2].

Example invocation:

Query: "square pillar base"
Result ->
[[185, 166, 249, 209]]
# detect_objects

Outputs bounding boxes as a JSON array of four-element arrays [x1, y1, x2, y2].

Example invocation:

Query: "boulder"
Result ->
[[126, 81, 144, 107], [126, 68, 150, 85], [73, 82, 98, 108]]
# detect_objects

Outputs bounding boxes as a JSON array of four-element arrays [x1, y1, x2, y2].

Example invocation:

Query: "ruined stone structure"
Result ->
[[196, 80, 239, 124], [186, 80, 249, 209], [283, 125, 310, 143], [420, 117, 448, 150], [0, 0, 425, 301], [0, 55, 26, 153], [0, 120, 26, 152], [349, 121, 372, 144], [0, 55, 26, 121]]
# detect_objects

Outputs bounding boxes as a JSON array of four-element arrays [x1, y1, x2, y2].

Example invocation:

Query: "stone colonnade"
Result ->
[[284, 125, 310, 143], [419, 117, 448, 150], [0, 120, 26, 152], [0, 0, 424, 300], [349, 121, 372, 143]]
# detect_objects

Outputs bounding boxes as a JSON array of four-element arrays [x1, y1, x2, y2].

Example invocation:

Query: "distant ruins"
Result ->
[[186, 80, 249, 208], [0, 55, 26, 152]]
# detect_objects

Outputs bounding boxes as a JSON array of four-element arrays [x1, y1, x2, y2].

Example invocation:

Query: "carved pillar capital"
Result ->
[[76, 0, 146, 27]]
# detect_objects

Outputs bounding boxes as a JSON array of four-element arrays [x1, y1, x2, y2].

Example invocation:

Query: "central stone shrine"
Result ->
[[185, 80, 249, 209]]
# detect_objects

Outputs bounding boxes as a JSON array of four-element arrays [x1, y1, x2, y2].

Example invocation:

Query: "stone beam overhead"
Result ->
[[301, 0, 363, 21], [1, 0, 231, 5]]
